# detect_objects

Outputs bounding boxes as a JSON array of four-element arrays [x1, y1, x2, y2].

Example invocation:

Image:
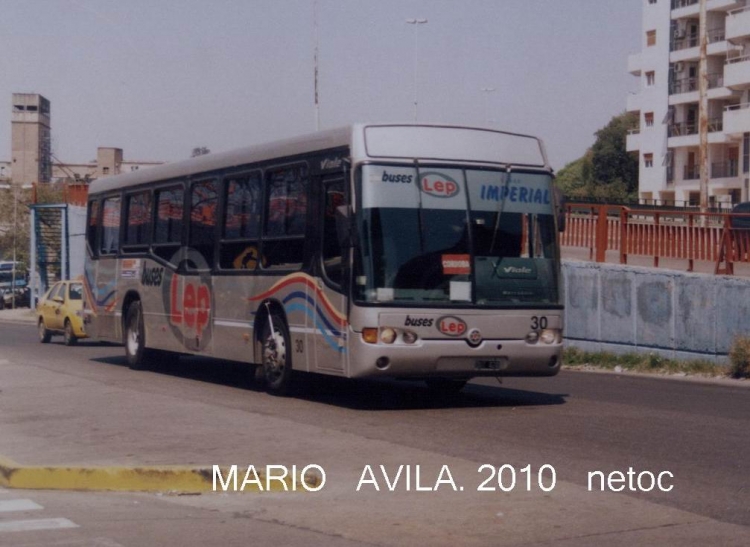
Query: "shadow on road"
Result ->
[[90, 353, 568, 411]]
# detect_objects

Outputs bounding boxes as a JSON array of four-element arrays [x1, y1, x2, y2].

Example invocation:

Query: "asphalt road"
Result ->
[[0, 321, 748, 546]]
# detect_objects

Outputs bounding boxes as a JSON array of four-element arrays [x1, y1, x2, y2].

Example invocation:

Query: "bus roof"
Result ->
[[88, 124, 549, 196]]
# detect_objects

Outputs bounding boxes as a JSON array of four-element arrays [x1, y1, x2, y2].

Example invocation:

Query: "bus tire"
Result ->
[[124, 300, 148, 370], [38, 318, 51, 344], [63, 319, 78, 346], [261, 314, 293, 396], [425, 378, 467, 395]]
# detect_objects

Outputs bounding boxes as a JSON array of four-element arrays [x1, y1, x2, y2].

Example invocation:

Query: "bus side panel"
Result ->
[[210, 274, 261, 364], [86, 257, 120, 342], [138, 258, 186, 355], [313, 282, 347, 374]]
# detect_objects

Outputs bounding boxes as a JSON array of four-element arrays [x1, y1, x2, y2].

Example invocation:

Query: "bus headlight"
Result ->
[[526, 331, 539, 344], [540, 329, 560, 344], [380, 328, 397, 344], [402, 331, 418, 344]]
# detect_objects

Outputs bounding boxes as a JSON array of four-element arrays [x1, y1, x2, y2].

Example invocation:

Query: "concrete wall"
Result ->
[[563, 260, 750, 360]]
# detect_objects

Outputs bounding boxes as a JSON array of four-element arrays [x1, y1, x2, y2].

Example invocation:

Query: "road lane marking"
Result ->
[[0, 518, 78, 533], [0, 499, 43, 512]]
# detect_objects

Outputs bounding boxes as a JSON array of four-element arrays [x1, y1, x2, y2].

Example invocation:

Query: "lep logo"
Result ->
[[420, 172, 460, 198]]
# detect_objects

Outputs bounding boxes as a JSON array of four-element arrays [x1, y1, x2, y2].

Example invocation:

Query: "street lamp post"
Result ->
[[480, 87, 496, 126], [406, 18, 428, 122]]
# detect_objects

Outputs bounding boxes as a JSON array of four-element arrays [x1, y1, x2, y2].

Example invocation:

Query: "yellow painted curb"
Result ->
[[0, 456, 319, 493]]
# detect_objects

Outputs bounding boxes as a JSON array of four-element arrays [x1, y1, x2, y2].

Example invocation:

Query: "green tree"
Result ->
[[557, 112, 638, 202]]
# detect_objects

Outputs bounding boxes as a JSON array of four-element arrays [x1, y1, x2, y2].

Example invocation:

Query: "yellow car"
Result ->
[[37, 280, 87, 345]]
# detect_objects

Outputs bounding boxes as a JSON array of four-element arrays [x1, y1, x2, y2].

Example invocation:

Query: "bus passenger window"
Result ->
[[322, 181, 345, 285], [262, 165, 308, 269], [189, 180, 218, 269], [220, 173, 262, 269], [123, 192, 152, 249], [100, 196, 121, 255], [87, 200, 100, 255], [153, 187, 184, 263]]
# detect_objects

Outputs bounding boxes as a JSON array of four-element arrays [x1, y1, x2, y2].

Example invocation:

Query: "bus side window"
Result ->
[[153, 186, 184, 264], [100, 196, 121, 256], [322, 181, 345, 285], [262, 164, 308, 270], [87, 200, 100, 256], [220, 173, 262, 269], [188, 179, 218, 269]]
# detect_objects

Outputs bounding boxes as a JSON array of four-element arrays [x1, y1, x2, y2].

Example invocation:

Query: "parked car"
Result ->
[[731, 201, 750, 229], [0, 286, 30, 309], [37, 280, 87, 345]]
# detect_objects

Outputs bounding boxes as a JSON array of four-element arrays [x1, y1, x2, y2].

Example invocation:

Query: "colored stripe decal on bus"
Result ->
[[285, 303, 345, 353], [248, 274, 347, 327], [248, 273, 347, 353], [282, 291, 343, 337]]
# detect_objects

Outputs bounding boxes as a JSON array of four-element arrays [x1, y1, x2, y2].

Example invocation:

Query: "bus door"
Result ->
[[314, 177, 347, 372]]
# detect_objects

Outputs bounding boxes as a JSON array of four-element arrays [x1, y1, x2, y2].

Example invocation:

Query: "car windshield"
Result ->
[[69, 283, 83, 300], [354, 165, 559, 307]]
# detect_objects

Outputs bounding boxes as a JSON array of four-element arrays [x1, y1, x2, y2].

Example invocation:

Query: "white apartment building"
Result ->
[[627, 0, 750, 208]]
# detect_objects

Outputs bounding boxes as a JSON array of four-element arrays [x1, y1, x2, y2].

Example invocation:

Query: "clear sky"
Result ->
[[0, 0, 641, 171]]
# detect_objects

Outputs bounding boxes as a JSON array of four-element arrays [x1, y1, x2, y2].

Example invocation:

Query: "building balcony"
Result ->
[[626, 129, 641, 152], [626, 92, 641, 113], [725, 55, 750, 89], [671, 0, 699, 18], [681, 162, 739, 183], [727, 6, 750, 43], [724, 103, 750, 136], [712, 160, 739, 179], [628, 52, 641, 76], [708, 0, 745, 13], [668, 118, 728, 147]]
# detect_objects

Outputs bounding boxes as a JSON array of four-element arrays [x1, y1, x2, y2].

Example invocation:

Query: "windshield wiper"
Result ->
[[489, 167, 512, 254]]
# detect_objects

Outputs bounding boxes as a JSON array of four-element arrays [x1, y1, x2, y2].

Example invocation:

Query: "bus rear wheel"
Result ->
[[125, 301, 148, 370], [261, 314, 293, 396]]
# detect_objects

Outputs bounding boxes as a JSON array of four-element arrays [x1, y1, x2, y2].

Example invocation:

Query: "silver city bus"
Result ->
[[83, 124, 563, 394]]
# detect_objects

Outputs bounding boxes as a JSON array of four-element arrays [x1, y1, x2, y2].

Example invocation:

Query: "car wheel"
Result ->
[[38, 318, 51, 344], [124, 301, 148, 370], [64, 319, 78, 346], [261, 314, 293, 396]]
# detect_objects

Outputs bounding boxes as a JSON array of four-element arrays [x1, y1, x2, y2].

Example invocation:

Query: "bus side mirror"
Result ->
[[553, 186, 566, 233], [335, 205, 355, 248]]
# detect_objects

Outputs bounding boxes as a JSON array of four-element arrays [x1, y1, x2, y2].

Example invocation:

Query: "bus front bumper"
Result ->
[[348, 338, 562, 379]]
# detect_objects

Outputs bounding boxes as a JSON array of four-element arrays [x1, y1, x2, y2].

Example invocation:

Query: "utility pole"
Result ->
[[699, 0, 709, 215], [406, 18, 428, 122], [313, 0, 320, 131]]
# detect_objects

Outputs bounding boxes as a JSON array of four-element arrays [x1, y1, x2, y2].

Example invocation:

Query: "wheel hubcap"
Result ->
[[264, 330, 286, 381]]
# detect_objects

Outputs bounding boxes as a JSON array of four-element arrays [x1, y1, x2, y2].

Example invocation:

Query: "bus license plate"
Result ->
[[475, 358, 508, 371]]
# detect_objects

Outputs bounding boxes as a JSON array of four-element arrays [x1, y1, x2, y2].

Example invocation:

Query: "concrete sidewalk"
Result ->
[[0, 307, 36, 325]]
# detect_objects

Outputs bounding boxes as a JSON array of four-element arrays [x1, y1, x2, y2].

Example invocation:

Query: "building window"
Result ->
[[744, 133, 749, 174], [649, 0, 657, 4], [644, 153, 654, 168], [645, 112, 654, 127], [103, 167, 109, 175], [647, 30, 656, 47], [646, 71, 655, 86]]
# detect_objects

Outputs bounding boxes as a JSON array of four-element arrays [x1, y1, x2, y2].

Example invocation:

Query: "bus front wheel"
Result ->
[[261, 314, 293, 396], [125, 301, 148, 370]]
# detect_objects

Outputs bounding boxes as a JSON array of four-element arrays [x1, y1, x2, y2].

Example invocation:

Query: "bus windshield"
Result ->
[[354, 165, 559, 307]]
